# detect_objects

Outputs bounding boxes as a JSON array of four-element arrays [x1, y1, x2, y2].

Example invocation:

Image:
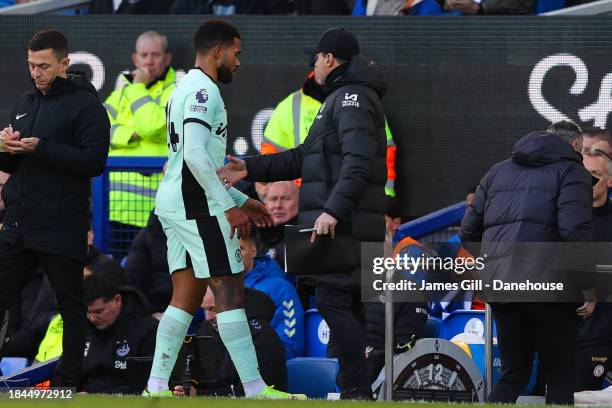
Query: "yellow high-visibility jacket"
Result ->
[[262, 88, 397, 197], [104, 67, 175, 227], [35, 314, 63, 362]]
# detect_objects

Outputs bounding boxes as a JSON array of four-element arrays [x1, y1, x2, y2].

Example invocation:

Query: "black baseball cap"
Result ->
[[304, 28, 360, 61]]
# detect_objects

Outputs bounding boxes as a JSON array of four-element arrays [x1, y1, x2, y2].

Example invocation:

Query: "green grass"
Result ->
[[0, 395, 555, 408]]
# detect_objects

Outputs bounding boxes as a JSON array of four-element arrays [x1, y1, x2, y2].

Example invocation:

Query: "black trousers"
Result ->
[[575, 341, 611, 392], [0, 222, 87, 385], [315, 286, 369, 392], [489, 302, 579, 405]]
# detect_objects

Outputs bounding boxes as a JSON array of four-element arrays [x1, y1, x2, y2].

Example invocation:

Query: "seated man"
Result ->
[[79, 274, 158, 394], [241, 232, 304, 360], [173, 287, 287, 397], [258, 181, 299, 269]]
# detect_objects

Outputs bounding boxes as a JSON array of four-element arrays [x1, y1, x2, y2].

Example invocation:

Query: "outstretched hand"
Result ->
[[242, 198, 273, 228], [217, 155, 248, 188]]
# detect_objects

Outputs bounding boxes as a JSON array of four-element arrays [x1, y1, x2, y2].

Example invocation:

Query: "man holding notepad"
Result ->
[[218, 27, 388, 400]]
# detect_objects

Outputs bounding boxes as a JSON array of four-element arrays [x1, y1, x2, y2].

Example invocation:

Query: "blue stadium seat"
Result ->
[[425, 316, 441, 338], [304, 309, 329, 358], [0, 357, 28, 377], [439, 309, 497, 340], [287, 357, 339, 399], [536, 0, 564, 13], [0, 357, 59, 388], [440, 311, 538, 396]]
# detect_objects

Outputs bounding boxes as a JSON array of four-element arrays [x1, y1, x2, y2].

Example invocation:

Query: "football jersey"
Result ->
[[155, 67, 247, 220]]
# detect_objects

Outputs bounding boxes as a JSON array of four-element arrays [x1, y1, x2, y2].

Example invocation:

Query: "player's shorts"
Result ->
[[158, 215, 244, 278]]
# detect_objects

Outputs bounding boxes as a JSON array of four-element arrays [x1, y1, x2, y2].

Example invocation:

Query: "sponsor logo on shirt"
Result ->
[[189, 104, 207, 113], [196, 88, 208, 103], [342, 93, 360, 108], [216, 123, 228, 137]]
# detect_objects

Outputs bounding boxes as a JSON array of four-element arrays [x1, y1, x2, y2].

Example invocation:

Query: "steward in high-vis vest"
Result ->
[[103, 31, 175, 241], [35, 314, 63, 362], [262, 71, 397, 197]]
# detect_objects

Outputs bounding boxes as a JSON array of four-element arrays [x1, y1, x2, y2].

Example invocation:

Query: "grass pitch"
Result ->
[[0, 395, 555, 408]]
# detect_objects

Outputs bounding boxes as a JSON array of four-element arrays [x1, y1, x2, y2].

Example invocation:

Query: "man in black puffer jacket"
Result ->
[[218, 28, 387, 399], [460, 122, 592, 405], [0, 29, 109, 387]]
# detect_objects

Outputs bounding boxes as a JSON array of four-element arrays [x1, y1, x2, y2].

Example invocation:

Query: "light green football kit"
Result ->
[[155, 67, 248, 278]]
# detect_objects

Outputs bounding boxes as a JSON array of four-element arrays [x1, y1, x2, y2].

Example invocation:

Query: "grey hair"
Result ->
[[135, 31, 168, 53], [585, 141, 612, 176]]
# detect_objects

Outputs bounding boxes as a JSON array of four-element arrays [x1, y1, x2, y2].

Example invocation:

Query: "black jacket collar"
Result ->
[[145, 65, 172, 89]]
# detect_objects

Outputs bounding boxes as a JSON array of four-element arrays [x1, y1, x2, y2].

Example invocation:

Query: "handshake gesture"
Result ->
[[218, 155, 272, 239], [225, 198, 272, 240], [218, 155, 338, 243]]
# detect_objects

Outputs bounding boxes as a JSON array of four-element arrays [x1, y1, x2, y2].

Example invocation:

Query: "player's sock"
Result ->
[[217, 308, 266, 396], [147, 305, 192, 392], [243, 378, 268, 396]]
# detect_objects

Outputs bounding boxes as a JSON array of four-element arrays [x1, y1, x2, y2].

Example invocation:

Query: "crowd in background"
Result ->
[[0, 23, 610, 403], [0, 0, 598, 16]]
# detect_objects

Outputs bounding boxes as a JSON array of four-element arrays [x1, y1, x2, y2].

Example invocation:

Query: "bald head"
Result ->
[[202, 288, 217, 329], [265, 181, 299, 225]]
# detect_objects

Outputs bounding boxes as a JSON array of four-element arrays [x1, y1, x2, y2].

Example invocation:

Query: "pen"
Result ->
[[299, 227, 316, 233]]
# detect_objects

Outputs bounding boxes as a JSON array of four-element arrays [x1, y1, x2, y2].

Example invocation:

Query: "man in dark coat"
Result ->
[[460, 121, 592, 404], [218, 28, 387, 399], [80, 274, 158, 394], [124, 211, 172, 314], [0, 29, 110, 386]]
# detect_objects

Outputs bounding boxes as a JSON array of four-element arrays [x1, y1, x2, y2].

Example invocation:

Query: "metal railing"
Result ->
[[91, 156, 165, 255], [395, 201, 466, 242]]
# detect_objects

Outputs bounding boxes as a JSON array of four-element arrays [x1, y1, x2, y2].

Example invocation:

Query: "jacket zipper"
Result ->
[[21, 96, 43, 208]]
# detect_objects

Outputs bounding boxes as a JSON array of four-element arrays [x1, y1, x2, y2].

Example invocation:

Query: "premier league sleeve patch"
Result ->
[[196, 88, 208, 103]]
